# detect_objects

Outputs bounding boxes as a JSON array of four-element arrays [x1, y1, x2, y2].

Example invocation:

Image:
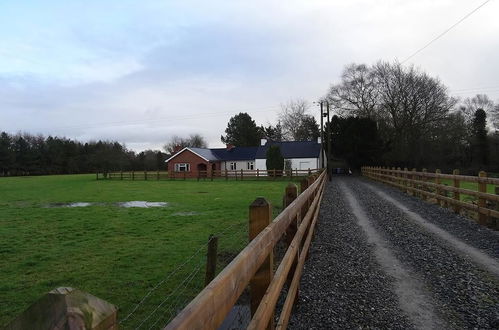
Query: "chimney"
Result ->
[[260, 138, 267, 146], [173, 145, 182, 153], [226, 144, 235, 151]]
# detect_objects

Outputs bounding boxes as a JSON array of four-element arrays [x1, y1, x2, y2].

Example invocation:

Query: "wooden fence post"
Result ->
[[241, 169, 244, 181], [478, 171, 487, 225], [157, 170, 160, 180], [205, 235, 218, 286], [257, 168, 259, 180], [402, 168, 408, 193], [144, 171, 147, 181], [283, 184, 298, 287], [300, 178, 308, 195], [494, 187, 499, 230], [120, 170, 123, 180], [435, 169, 442, 206], [225, 169, 228, 181], [132, 171, 135, 181], [421, 169, 427, 200], [299, 177, 310, 227], [411, 168, 417, 197], [249, 198, 274, 329], [452, 169, 460, 213], [183, 171, 186, 180]]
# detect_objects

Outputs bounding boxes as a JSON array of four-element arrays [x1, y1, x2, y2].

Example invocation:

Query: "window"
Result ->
[[229, 162, 237, 170], [175, 163, 190, 172], [247, 162, 254, 170]]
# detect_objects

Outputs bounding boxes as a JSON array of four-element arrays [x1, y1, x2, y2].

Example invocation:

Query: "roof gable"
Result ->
[[165, 147, 217, 163]]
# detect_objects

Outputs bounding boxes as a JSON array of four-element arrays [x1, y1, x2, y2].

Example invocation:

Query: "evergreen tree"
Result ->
[[265, 145, 284, 174], [472, 109, 488, 166], [0, 132, 14, 176], [221, 112, 262, 146]]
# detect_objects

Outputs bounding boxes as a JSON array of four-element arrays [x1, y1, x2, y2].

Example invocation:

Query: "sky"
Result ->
[[1, 0, 498, 151]]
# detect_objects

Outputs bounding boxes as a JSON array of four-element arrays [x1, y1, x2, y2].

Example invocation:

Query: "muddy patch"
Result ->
[[172, 211, 201, 216], [45, 201, 168, 208], [117, 201, 168, 208], [45, 202, 96, 208]]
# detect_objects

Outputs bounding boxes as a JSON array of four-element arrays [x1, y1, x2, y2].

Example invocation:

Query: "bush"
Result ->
[[266, 146, 284, 176]]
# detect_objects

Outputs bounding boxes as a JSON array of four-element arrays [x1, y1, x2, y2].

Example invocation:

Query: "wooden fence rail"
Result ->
[[362, 166, 499, 229], [97, 169, 319, 181], [164, 170, 326, 329]]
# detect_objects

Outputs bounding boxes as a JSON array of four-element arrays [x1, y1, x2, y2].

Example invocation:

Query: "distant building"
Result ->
[[165, 139, 324, 178]]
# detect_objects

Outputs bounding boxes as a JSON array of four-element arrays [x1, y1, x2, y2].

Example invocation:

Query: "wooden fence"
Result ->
[[97, 169, 319, 181], [362, 166, 499, 229], [165, 170, 327, 329]]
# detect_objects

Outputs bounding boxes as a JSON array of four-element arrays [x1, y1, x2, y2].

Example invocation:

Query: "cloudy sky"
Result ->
[[1, 0, 498, 151]]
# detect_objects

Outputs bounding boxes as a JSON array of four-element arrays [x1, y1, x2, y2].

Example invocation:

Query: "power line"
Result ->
[[40, 106, 281, 132], [401, 0, 492, 64], [450, 86, 499, 93]]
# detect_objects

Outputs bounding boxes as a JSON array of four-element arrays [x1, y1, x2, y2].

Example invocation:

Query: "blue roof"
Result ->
[[168, 142, 320, 162], [188, 148, 220, 161], [255, 141, 321, 159], [211, 147, 259, 161]]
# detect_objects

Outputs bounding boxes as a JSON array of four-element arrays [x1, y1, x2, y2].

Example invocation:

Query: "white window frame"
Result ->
[[229, 162, 237, 170], [247, 161, 254, 170], [174, 163, 190, 172]]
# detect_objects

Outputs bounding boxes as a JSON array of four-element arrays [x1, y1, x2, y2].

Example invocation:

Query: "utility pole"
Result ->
[[320, 102, 324, 169], [326, 102, 332, 181]]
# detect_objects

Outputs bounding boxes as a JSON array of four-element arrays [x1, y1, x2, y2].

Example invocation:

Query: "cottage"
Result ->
[[165, 139, 324, 178]]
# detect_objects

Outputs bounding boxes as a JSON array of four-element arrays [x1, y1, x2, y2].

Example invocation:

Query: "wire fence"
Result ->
[[118, 220, 249, 329]]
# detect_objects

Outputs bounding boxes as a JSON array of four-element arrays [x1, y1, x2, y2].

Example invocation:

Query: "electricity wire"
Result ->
[[401, 0, 492, 64]]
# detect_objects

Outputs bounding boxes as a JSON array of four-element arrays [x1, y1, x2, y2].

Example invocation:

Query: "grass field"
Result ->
[[0, 174, 298, 328], [439, 178, 496, 202]]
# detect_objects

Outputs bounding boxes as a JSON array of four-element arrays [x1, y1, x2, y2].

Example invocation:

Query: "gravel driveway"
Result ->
[[288, 176, 499, 330]]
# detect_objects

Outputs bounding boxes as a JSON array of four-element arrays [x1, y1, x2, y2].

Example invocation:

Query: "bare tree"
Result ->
[[327, 63, 379, 118], [325, 61, 457, 166], [459, 94, 495, 125], [278, 99, 319, 141], [493, 104, 499, 132], [163, 134, 207, 154]]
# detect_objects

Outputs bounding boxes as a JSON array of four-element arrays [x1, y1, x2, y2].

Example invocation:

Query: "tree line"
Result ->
[[326, 61, 499, 173], [0, 132, 168, 176]]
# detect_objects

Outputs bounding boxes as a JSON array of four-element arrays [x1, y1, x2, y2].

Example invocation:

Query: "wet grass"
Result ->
[[439, 179, 496, 202], [0, 174, 298, 327]]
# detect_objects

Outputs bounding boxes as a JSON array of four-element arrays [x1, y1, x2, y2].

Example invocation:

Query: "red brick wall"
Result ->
[[167, 149, 218, 178]]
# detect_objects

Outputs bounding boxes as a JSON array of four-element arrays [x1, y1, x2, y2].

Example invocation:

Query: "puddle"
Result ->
[[172, 211, 200, 216], [117, 201, 168, 208], [45, 201, 168, 208], [46, 202, 95, 208]]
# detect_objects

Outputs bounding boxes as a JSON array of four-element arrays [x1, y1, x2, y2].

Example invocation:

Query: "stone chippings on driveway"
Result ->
[[287, 176, 499, 329], [362, 177, 499, 259], [287, 182, 414, 329]]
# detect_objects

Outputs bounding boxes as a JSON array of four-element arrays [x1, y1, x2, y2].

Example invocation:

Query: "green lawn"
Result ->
[[0, 174, 297, 328], [440, 178, 496, 202]]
